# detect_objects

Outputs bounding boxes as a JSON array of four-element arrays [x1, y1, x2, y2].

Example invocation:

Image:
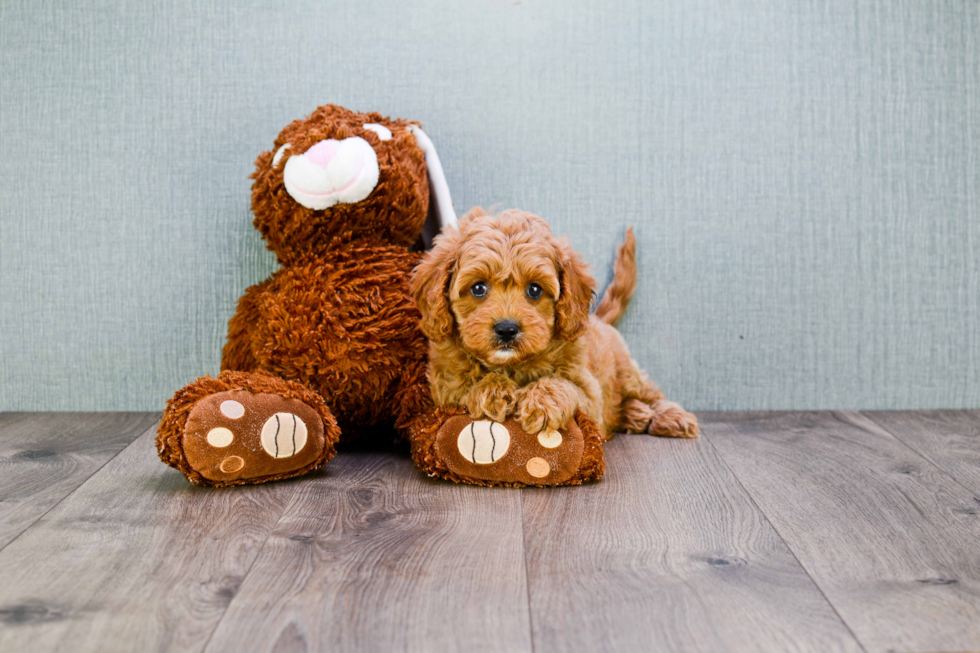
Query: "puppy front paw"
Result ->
[[517, 381, 577, 434], [464, 375, 518, 423]]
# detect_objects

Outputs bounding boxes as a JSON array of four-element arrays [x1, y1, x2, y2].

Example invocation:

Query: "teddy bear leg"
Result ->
[[407, 407, 605, 487], [157, 370, 341, 487]]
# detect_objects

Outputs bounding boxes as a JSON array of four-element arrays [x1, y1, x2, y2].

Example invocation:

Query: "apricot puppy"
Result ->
[[411, 208, 699, 440]]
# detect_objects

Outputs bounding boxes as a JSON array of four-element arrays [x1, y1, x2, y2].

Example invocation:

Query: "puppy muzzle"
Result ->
[[493, 319, 521, 344]]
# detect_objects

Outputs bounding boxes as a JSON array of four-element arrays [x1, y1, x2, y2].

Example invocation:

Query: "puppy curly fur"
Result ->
[[411, 208, 699, 440]]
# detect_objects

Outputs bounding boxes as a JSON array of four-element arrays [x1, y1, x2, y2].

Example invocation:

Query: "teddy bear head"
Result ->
[[250, 104, 437, 263]]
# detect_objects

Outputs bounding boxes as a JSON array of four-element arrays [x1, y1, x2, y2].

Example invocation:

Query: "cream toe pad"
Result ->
[[537, 429, 563, 448], [260, 413, 308, 458], [220, 400, 245, 419], [526, 457, 551, 478], [206, 427, 234, 448], [220, 455, 245, 473], [457, 420, 510, 464]]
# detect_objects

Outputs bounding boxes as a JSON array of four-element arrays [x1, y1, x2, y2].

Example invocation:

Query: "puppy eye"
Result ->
[[470, 282, 488, 298], [526, 283, 543, 300]]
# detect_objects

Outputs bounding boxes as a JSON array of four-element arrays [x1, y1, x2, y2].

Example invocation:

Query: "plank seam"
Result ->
[[0, 415, 159, 556], [197, 478, 305, 653], [519, 489, 538, 653], [701, 422, 871, 653], [859, 410, 980, 499]]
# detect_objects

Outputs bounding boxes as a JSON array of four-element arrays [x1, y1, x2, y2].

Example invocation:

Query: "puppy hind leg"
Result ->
[[620, 398, 658, 434], [621, 396, 700, 439], [615, 360, 699, 438], [647, 398, 700, 438]]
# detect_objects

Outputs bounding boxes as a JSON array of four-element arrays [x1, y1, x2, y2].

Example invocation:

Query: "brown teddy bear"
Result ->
[[156, 104, 604, 488]]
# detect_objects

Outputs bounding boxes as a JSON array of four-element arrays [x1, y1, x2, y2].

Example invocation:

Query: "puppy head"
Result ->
[[411, 208, 595, 367]]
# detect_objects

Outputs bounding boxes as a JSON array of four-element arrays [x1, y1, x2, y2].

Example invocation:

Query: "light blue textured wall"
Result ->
[[1, 0, 978, 411]]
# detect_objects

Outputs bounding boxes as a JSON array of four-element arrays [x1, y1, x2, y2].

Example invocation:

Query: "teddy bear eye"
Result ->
[[526, 283, 543, 300], [470, 282, 488, 298]]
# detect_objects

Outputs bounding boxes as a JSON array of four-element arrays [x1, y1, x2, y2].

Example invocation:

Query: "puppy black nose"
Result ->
[[493, 319, 521, 343]]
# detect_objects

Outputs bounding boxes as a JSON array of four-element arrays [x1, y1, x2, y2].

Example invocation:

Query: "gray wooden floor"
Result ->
[[0, 411, 978, 653]]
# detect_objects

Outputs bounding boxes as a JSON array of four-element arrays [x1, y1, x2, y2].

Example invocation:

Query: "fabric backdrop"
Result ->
[[1, 0, 978, 411]]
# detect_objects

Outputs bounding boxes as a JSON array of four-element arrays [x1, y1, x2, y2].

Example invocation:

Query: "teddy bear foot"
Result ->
[[409, 406, 605, 487], [180, 390, 329, 484], [157, 371, 340, 487]]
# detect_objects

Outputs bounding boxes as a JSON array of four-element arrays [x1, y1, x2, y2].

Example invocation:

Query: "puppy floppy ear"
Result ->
[[410, 228, 460, 342], [553, 237, 596, 341]]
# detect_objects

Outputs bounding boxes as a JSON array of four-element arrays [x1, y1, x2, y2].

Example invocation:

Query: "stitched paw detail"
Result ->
[[456, 420, 511, 464], [260, 413, 308, 458], [431, 414, 586, 486], [182, 390, 326, 482]]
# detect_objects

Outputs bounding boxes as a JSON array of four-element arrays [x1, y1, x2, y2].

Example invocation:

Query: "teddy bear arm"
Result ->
[[389, 356, 435, 436], [221, 280, 271, 373]]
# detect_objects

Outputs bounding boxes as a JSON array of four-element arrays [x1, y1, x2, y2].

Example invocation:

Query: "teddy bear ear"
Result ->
[[409, 125, 458, 249]]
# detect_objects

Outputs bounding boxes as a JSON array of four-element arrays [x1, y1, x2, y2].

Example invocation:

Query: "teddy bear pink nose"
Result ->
[[304, 139, 341, 168]]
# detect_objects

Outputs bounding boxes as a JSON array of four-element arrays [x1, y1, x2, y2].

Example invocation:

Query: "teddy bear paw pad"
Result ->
[[260, 413, 309, 458], [456, 420, 511, 464], [537, 429, 562, 448], [432, 415, 585, 486], [182, 390, 325, 483]]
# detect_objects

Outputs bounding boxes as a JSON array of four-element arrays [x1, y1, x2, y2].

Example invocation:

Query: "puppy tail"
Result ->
[[593, 227, 637, 326]]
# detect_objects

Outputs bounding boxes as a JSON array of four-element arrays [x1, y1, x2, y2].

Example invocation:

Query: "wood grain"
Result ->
[[862, 410, 980, 496], [522, 435, 862, 653], [0, 424, 300, 653], [0, 412, 158, 549], [704, 411, 980, 653], [0, 412, 29, 429], [204, 451, 532, 653], [3, 411, 979, 652]]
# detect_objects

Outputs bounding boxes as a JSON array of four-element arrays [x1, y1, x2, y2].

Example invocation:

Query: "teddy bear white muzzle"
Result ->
[[282, 136, 380, 210]]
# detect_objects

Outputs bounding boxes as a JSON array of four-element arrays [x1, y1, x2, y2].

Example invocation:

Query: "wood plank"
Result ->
[[522, 435, 862, 653], [704, 411, 980, 653], [0, 412, 159, 549], [0, 425, 300, 653], [863, 410, 980, 496], [204, 451, 532, 653], [0, 412, 29, 428]]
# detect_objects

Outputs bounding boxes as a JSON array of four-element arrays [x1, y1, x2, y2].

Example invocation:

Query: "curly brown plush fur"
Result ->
[[157, 105, 435, 485], [411, 208, 700, 441], [251, 105, 429, 264], [219, 242, 430, 431]]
